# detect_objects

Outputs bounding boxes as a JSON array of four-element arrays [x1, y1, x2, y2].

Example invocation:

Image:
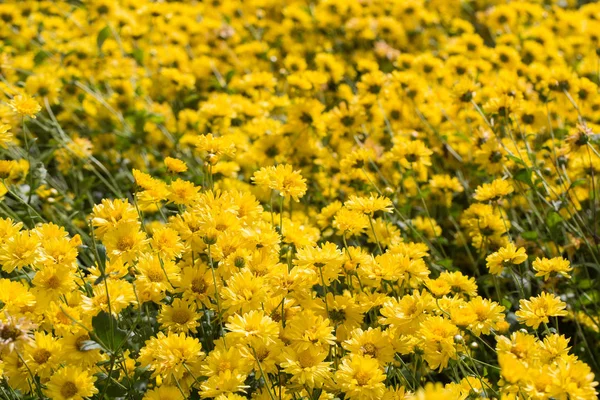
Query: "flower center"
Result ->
[[33, 349, 51, 364], [171, 309, 190, 324], [46, 275, 61, 289], [355, 371, 371, 386], [117, 236, 134, 251], [75, 334, 90, 351], [191, 279, 206, 294], [0, 324, 21, 342], [147, 268, 164, 282], [362, 343, 377, 357], [60, 381, 78, 398]]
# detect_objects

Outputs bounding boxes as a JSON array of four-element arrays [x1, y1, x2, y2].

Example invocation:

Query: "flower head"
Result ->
[[9, 94, 41, 118], [516, 292, 568, 329]]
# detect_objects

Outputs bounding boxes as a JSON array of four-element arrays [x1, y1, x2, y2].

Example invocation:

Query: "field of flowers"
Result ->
[[0, 0, 599, 399]]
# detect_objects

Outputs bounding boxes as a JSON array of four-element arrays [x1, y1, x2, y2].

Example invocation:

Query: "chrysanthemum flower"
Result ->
[[158, 298, 202, 334], [138, 331, 204, 383], [44, 366, 98, 400], [165, 157, 188, 173], [9, 94, 41, 118], [532, 257, 572, 281], [335, 354, 386, 400], [485, 242, 527, 275], [0, 124, 13, 148], [226, 310, 279, 346], [516, 292, 568, 329], [474, 178, 514, 202], [280, 347, 331, 388]]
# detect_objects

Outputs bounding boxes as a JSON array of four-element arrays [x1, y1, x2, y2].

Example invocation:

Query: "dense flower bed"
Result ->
[[0, 0, 599, 399]]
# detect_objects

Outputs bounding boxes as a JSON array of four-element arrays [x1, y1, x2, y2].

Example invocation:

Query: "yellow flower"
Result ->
[[168, 179, 200, 206], [465, 297, 506, 336], [199, 370, 249, 399], [284, 310, 336, 353], [136, 254, 180, 303], [32, 265, 77, 302], [81, 279, 136, 317], [102, 222, 148, 264], [418, 315, 459, 371], [342, 327, 395, 366], [333, 208, 369, 237], [0, 278, 35, 315], [252, 164, 307, 201], [280, 347, 331, 388], [201, 343, 251, 378], [516, 292, 568, 329], [138, 332, 204, 384], [335, 354, 386, 400], [473, 178, 514, 202], [158, 298, 202, 334], [175, 264, 216, 308], [532, 257, 572, 281], [9, 94, 41, 118], [44, 365, 98, 400], [411, 216, 442, 239], [0, 124, 13, 148], [143, 386, 185, 400], [151, 226, 185, 260], [225, 310, 279, 346], [485, 242, 527, 275], [91, 198, 139, 239], [0, 230, 41, 273], [59, 329, 106, 367], [165, 157, 188, 173], [22, 331, 61, 379], [293, 242, 345, 285], [345, 194, 393, 216]]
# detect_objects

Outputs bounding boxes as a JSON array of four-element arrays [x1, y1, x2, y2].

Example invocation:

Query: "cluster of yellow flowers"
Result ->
[[0, 0, 599, 399]]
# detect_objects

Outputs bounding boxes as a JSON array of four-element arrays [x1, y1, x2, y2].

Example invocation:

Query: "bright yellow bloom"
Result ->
[[336, 354, 386, 400], [532, 256, 572, 281], [0, 124, 13, 148], [44, 366, 98, 400], [226, 310, 279, 346], [138, 332, 204, 384], [0, 231, 41, 272], [345, 194, 393, 216], [474, 178, 514, 202], [165, 157, 188, 173], [9, 94, 41, 118], [516, 292, 568, 329], [158, 298, 202, 334], [485, 242, 528, 275], [280, 347, 331, 389], [252, 164, 307, 201]]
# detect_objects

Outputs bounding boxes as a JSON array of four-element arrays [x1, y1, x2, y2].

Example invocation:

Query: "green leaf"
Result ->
[[96, 244, 107, 272], [33, 51, 49, 66], [437, 258, 453, 269], [132, 47, 144, 66], [521, 231, 538, 240], [92, 311, 128, 352], [513, 168, 533, 186], [96, 373, 129, 398], [546, 211, 562, 229], [147, 113, 165, 124], [506, 154, 526, 166], [225, 69, 235, 83], [97, 26, 111, 53], [569, 179, 587, 189]]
